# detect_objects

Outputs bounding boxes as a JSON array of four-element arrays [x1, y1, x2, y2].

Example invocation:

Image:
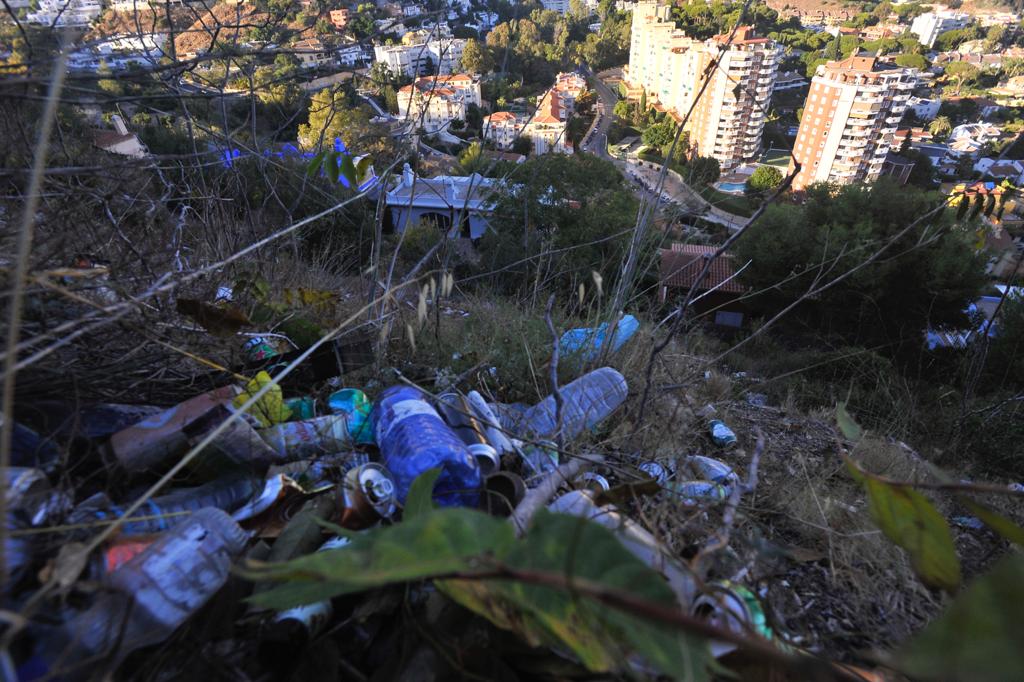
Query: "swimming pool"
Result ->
[[717, 181, 747, 193]]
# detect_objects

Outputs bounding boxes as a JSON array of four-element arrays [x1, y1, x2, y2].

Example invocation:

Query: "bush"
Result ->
[[746, 165, 783, 196]]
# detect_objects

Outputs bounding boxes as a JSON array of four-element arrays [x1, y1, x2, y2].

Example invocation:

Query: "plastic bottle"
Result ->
[[68, 473, 261, 535], [683, 455, 739, 485], [371, 385, 481, 507], [466, 391, 515, 458], [671, 480, 730, 506], [521, 367, 628, 441], [258, 413, 359, 459], [36, 508, 248, 673], [436, 392, 500, 475]]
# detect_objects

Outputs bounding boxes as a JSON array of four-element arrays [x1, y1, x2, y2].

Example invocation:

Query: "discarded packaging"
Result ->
[[258, 413, 361, 459], [521, 367, 628, 441], [574, 471, 610, 494], [106, 386, 241, 473], [5, 467, 67, 526], [372, 386, 481, 507], [337, 463, 396, 530], [708, 419, 737, 449], [692, 582, 773, 657], [672, 480, 730, 505], [683, 455, 739, 485], [244, 336, 279, 362], [638, 461, 672, 485], [437, 392, 501, 475], [35, 508, 248, 672], [273, 536, 352, 637], [558, 314, 639, 363], [521, 440, 559, 475], [326, 388, 374, 444], [466, 391, 515, 457], [284, 396, 317, 421]]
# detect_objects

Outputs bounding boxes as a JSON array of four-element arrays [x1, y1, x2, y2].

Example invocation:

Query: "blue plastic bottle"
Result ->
[[372, 386, 481, 507]]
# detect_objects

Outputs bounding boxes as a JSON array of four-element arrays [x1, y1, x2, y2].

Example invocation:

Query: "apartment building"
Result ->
[[910, 11, 970, 48], [789, 55, 916, 190], [373, 37, 465, 77], [397, 74, 480, 131], [626, 2, 779, 169], [540, 0, 570, 13], [521, 72, 589, 155], [482, 111, 524, 150]]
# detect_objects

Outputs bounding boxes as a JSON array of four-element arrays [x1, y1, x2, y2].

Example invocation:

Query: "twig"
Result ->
[[509, 454, 602, 536], [543, 294, 565, 450]]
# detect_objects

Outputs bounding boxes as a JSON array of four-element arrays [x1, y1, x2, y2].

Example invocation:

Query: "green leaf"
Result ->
[[306, 150, 326, 177], [354, 155, 373, 182], [339, 153, 358, 188], [960, 498, 1024, 547], [325, 151, 340, 183], [244, 508, 515, 609], [441, 510, 711, 680], [898, 553, 1024, 682], [845, 458, 961, 592], [835, 400, 863, 441], [404, 468, 441, 520]]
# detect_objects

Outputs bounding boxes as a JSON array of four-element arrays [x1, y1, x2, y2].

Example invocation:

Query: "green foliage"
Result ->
[[680, 155, 720, 187], [929, 114, 953, 139], [895, 52, 928, 70], [987, 293, 1024, 387], [734, 179, 987, 345], [247, 498, 712, 679], [456, 141, 487, 175], [479, 154, 643, 296], [746, 165, 783, 195], [933, 24, 985, 53], [460, 38, 492, 74], [641, 119, 676, 149], [897, 553, 1024, 682]]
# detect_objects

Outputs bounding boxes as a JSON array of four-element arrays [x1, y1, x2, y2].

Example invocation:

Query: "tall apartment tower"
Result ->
[[626, 3, 779, 170], [790, 55, 916, 190]]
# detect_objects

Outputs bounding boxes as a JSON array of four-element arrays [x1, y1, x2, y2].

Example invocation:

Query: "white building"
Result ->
[[540, 0, 570, 13], [384, 164, 496, 239], [373, 37, 466, 77], [337, 43, 368, 67], [27, 0, 102, 26], [483, 110, 524, 150], [397, 73, 480, 131], [908, 96, 941, 121], [626, 2, 780, 169], [910, 11, 970, 48], [518, 72, 589, 155], [293, 38, 333, 69], [92, 115, 147, 159]]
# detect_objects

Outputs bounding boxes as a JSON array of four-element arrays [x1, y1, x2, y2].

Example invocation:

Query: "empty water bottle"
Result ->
[[436, 392, 500, 475], [521, 367, 628, 441], [35, 508, 248, 674], [683, 455, 739, 485], [258, 413, 359, 459], [372, 385, 481, 507], [68, 473, 261, 535]]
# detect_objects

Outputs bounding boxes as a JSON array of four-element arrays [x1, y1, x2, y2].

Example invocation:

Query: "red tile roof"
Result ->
[[485, 111, 517, 122], [659, 244, 746, 294]]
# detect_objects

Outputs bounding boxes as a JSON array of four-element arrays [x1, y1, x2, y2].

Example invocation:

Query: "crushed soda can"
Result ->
[[683, 455, 739, 486], [672, 480, 730, 506], [338, 463, 396, 529], [638, 461, 672, 485], [244, 336, 279, 362], [708, 419, 737, 449]]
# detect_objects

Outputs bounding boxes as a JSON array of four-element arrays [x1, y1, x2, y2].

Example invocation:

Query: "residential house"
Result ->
[[293, 38, 333, 69], [397, 73, 480, 131], [947, 122, 1001, 157], [402, 3, 423, 17], [27, 0, 101, 25], [330, 8, 351, 29], [881, 152, 916, 185], [540, 0, 570, 12], [974, 158, 1024, 184], [908, 95, 940, 121], [383, 164, 496, 238], [773, 71, 808, 92], [482, 111, 524, 150], [658, 244, 749, 328], [92, 115, 147, 159], [337, 43, 368, 67]]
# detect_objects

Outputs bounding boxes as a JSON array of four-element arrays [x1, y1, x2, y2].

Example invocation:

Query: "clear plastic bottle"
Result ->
[[36, 508, 249, 675], [371, 386, 481, 507], [521, 367, 628, 441]]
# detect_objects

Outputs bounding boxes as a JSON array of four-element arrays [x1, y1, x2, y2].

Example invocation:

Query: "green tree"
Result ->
[[680, 155, 720, 186], [641, 119, 675, 149], [746, 165, 784, 196], [734, 179, 987, 344], [456, 141, 487, 175], [460, 38, 492, 74], [299, 88, 374, 151], [895, 53, 928, 70], [929, 115, 953, 139]]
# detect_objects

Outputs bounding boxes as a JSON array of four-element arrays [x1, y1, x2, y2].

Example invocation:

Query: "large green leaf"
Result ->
[[245, 508, 515, 609], [441, 510, 710, 680], [846, 459, 961, 592], [898, 553, 1024, 681], [960, 498, 1024, 547], [835, 400, 863, 441], [404, 468, 441, 520]]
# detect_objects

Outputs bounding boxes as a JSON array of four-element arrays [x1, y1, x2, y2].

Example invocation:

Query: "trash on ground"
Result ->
[[558, 314, 640, 362]]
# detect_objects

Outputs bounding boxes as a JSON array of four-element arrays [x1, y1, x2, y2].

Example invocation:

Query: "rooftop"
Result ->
[[659, 244, 746, 295], [386, 165, 498, 208]]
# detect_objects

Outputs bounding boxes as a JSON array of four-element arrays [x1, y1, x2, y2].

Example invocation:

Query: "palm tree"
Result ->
[[929, 115, 953, 139]]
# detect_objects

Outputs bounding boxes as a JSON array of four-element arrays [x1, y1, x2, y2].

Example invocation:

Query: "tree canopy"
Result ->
[[734, 180, 987, 346]]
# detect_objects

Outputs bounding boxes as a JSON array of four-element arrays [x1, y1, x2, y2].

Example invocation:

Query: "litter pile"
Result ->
[[2, 348, 793, 679]]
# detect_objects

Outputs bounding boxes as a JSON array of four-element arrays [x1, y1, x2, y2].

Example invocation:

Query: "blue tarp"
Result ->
[[558, 315, 640, 363]]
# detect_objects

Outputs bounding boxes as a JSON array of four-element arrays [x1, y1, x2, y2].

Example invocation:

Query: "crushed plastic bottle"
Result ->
[[671, 480, 731, 505], [520, 367, 628, 441], [372, 385, 481, 507], [258, 413, 361, 459], [574, 471, 610, 494], [69, 473, 261, 535], [35, 508, 248, 673], [521, 439, 559, 475], [708, 419, 737, 449]]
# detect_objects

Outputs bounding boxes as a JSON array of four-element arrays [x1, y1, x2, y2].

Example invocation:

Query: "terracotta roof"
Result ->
[[659, 244, 746, 294], [531, 90, 563, 124], [712, 25, 768, 45], [485, 111, 518, 122]]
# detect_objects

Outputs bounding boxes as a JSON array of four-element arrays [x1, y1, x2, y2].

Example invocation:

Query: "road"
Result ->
[[579, 65, 617, 158]]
